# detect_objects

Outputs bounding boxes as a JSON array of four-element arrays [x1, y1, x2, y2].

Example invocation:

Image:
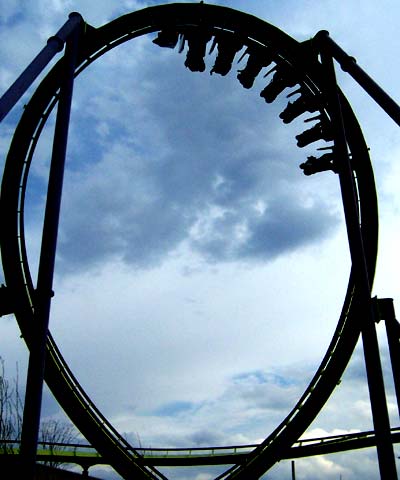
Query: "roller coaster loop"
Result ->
[[1, 3, 400, 479]]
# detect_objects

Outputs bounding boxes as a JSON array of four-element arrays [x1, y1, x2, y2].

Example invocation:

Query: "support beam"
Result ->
[[291, 460, 296, 480], [319, 47, 397, 479], [0, 285, 15, 316], [18, 15, 82, 479], [374, 297, 400, 419], [314, 30, 400, 127], [0, 13, 83, 123]]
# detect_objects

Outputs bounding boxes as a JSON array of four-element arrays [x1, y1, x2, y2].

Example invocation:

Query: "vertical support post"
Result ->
[[82, 465, 90, 477], [376, 298, 400, 419], [319, 44, 397, 478], [18, 14, 82, 478], [385, 314, 400, 419], [291, 460, 296, 480]]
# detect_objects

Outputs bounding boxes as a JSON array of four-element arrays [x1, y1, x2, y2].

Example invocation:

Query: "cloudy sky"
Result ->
[[1, 1, 400, 479]]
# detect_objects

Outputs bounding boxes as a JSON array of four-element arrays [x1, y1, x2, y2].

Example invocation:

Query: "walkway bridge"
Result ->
[[2, 428, 400, 471]]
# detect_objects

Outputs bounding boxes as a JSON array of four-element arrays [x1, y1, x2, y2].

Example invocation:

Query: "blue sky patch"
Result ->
[[152, 400, 195, 417]]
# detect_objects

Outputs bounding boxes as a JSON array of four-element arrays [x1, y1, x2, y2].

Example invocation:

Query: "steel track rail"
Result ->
[[0, 4, 378, 479]]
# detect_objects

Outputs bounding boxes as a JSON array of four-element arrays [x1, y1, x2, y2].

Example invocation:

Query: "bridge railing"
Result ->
[[132, 444, 257, 458], [2, 427, 400, 460]]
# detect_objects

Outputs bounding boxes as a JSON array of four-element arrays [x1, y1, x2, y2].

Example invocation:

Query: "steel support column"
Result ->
[[376, 298, 400, 419], [319, 42, 397, 479], [19, 13, 82, 478], [385, 309, 400, 419]]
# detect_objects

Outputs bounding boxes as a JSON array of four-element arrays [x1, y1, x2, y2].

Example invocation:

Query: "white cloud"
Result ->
[[295, 455, 351, 479], [301, 427, 361, 440]]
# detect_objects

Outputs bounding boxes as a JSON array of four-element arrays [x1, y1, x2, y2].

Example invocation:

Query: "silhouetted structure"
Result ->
[[1, 3, 400, 480]]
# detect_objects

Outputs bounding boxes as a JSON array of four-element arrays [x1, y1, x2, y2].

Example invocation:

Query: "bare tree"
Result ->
[[0, 357, 79, 468], [0, 357, 22, 453], [39, 418, 78, 468]]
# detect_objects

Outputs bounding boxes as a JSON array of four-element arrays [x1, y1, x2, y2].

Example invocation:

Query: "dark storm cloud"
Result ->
[[53, 32, 339, 273]]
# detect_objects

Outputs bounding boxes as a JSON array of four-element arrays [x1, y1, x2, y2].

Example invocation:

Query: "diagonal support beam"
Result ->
[[0, 12, 83, 123], [314, 30, 400, 127]]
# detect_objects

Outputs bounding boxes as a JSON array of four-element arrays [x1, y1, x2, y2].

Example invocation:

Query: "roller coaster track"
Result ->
[[0, 4, 379, 479]]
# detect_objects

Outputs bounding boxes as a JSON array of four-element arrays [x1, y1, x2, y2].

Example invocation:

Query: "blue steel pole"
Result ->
[[0, 12, 83, 123], [19, 13, 82, 478], [319, 43, 397, 479]]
